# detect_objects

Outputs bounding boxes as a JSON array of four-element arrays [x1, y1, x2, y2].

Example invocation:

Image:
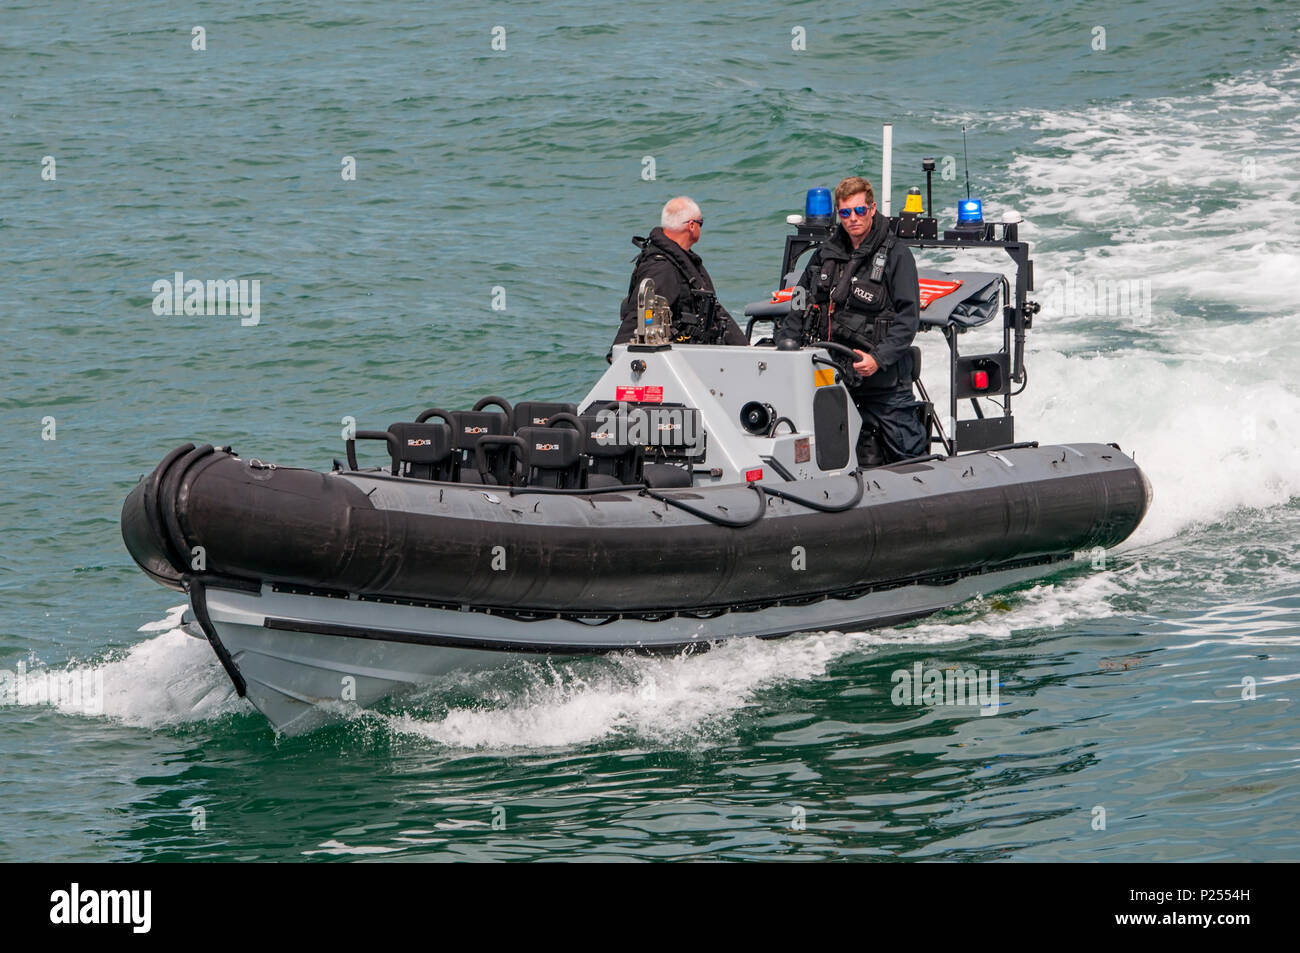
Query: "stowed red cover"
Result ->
[[772, 280, 965, 309], [919, 278, 963, 309]]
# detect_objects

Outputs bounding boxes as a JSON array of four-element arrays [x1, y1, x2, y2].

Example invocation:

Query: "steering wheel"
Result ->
[[810, 340, 865, 386]]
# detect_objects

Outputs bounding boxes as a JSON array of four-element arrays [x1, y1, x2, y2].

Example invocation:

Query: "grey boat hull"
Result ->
[[127, 437, 1149, 733], [189, 559, 1065, 734]]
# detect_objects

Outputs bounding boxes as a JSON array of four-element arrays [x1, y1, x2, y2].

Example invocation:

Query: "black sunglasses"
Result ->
[[688, 218, 704, 227], [838, 205, 873, 219]]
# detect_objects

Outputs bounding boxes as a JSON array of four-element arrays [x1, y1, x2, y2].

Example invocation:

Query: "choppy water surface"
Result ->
[[1, 0, 1298, 861]]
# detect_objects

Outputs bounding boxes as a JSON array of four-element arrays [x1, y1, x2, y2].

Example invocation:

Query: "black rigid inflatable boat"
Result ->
[[121, 178, 1151, 734]]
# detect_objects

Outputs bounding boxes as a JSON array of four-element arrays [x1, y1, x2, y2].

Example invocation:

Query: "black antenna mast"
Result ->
[[962, 125, 972, 199]]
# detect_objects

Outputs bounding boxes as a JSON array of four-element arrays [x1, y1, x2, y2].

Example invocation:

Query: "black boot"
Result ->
[[856, 427, 886, 468]]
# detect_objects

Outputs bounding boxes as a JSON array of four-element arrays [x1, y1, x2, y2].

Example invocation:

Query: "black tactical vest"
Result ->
[[812, 227, 902, 388], [627, 237, 719, 344]]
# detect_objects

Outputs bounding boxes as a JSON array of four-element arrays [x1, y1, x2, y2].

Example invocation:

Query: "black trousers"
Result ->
[[851, 384, 928, 465]]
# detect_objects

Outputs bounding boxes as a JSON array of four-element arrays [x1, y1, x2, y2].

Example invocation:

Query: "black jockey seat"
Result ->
[[627, 405, 702, 488], [470, 434, 526, 486], [516, 420, 586, 489], [580, 403, 703, 454], [448, 397, 513, 485], [512, 401, 578, 431], [579, 413, 644, 487], [904, 346, 937, 451], [579, 401, 701, 487], [386, 421, 457, 480], [627, 405, 703, 459], [642, 463, 693, 488], [468, 414, 586, 489]]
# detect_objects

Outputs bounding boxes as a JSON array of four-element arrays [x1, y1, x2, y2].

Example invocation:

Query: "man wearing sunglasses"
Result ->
[[776, 176, 926, 466], [612, 196, 746, 352]]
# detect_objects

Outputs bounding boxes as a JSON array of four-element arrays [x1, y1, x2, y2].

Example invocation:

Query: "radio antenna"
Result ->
[[962, 125, 972, 199]]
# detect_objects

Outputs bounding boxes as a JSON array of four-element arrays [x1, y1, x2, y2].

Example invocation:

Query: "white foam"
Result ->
[[1024, 349, 1300, 547], [380, 566, 1142, 750], [43, 626, 247, 727], [865, 568, 1130, 645], [383, 634, 851, 750], [136, 603, 188, 632], [302, 839, 404, 856], [76, 558, 1154, 746], [966, 55, 1300, 544]]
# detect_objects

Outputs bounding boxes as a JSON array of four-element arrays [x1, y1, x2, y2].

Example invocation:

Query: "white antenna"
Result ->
[[881, 123, 893, 217]]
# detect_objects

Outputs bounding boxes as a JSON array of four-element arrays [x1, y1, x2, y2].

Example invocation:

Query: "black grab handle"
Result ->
[[473, 434, 527, 485], [345, 429, 400, 472], [471, 395, 513, 418], [415, 407, 455, 426], [545, 412, 586, 439]]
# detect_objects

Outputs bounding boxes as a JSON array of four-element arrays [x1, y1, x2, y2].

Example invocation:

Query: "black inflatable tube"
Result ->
[[642, 483, 768, 528], [123, 448, 1149, 614], [509, 482, 649, 496], [159, 444, 214, 573], [760, 469, 865, 512], [141, 442, 194, 573], [879, 454, 947, 468], [122, 482, 184, 590]]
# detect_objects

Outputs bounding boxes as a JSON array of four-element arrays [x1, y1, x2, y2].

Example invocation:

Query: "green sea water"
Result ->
[[2, 0, 1299, 861]]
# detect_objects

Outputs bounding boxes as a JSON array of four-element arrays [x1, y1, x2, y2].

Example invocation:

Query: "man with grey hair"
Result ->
[[612, 196, 746, 349]]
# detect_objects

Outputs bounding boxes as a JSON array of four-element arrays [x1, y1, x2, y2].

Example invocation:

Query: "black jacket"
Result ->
[[613, 227, 747, 347], [776, 215, 921, 389]]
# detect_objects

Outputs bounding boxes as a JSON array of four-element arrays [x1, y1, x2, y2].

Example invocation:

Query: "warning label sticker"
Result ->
[[615, 385, 664, 403]]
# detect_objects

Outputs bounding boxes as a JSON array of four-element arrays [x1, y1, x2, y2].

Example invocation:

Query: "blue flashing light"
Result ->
[[957, 198, 984, 224], [805, 187, 832, 221]]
